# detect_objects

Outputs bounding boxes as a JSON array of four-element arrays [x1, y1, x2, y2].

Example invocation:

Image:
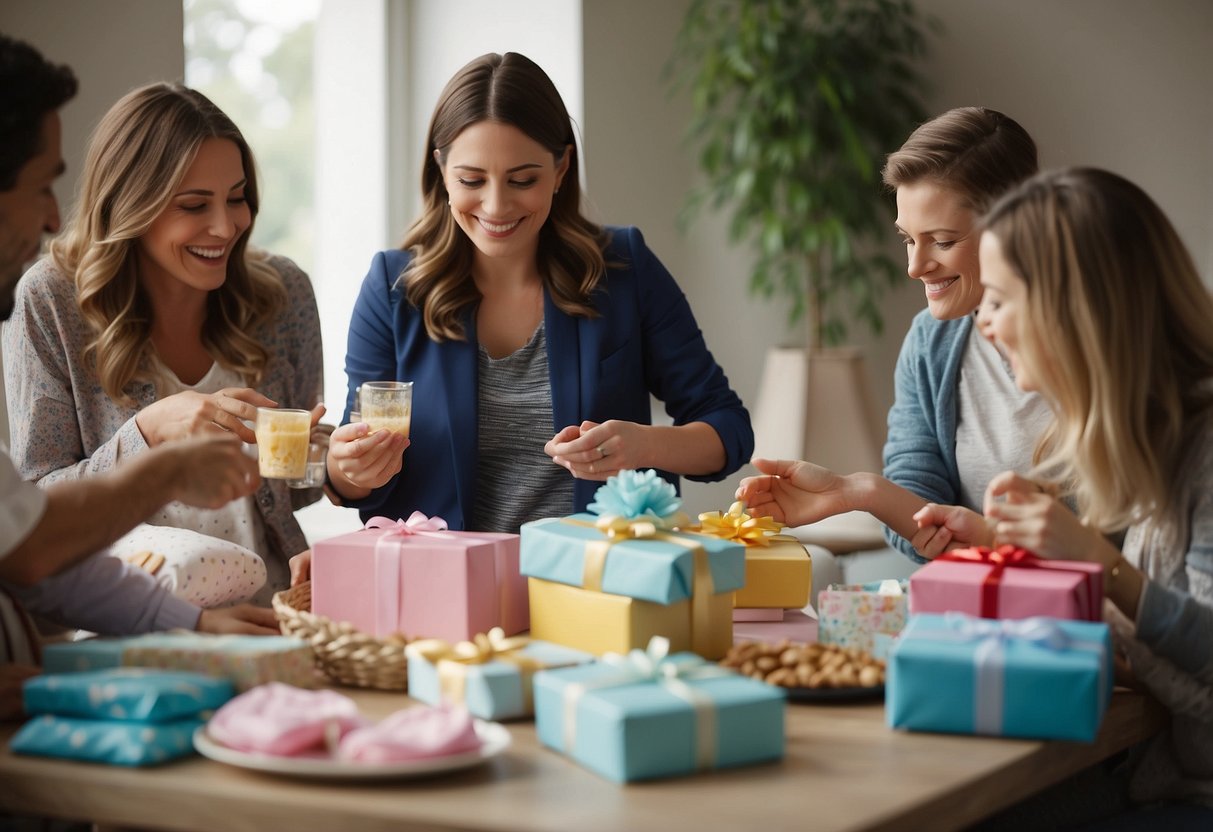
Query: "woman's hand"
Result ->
[[545, 420, 649, 481], [733, 458, 851, 527], [982, 471, 1103, 561], [326, 421, 409, 499], [289, 549, 312, 587], [196, 604, 280, 635], [911, 503, 994, 558], [136, 387, 277, 446]]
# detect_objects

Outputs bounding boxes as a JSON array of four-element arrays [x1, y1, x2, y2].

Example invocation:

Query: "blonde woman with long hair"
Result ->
[[321, 52, 750, 535], [3, 83, 324, 602], [918, 168, 1213, 825]]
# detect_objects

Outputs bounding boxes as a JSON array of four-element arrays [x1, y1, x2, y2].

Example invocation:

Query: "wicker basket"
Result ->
[[272, 581, 409, 691]]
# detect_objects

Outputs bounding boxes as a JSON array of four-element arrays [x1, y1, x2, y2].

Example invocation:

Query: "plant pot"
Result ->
[[750, 345, 884, 475]]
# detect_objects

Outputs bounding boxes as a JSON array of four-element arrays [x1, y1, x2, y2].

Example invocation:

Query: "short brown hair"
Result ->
[[882, 106, 1037, 213]]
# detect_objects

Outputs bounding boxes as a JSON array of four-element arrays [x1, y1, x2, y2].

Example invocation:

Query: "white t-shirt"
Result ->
[[954, 326, 1054, 511], [0, 446, 49, 664]]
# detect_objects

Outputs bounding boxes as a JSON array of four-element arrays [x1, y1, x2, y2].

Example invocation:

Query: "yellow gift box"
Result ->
[[528, 577, 735, 660], [733, 534, 812, 609]]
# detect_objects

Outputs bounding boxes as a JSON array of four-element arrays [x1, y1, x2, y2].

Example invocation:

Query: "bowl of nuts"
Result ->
[[721, 640, 886, 702]]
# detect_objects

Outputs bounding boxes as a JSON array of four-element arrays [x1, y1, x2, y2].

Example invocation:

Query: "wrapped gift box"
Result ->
[[42, 634, 317, 692], [520, 515, 745, 605], [733, 609, 817, 645], [406, 630, 594, 720], [887, 613, 1111, 741], [311, 514, 526, 641], [528, 577, 735, 659], [731, 534, 811, 609], [909, 546, 1103, 621], [818, 579, 909, 654], [533, 639, 785, 782], [24, 668, 234, 723], [11, 714, 203, 766]]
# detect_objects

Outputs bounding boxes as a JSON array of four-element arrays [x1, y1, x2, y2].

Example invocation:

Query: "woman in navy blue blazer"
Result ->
[[325, 52, 752, 532]]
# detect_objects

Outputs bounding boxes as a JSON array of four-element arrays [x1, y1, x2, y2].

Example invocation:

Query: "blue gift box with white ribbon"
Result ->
[[533, 637, 785, 782], [886, 613, 1112, 742]]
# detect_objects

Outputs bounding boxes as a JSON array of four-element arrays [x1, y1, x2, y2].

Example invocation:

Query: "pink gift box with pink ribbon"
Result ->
[[310, 514, 527, 641]]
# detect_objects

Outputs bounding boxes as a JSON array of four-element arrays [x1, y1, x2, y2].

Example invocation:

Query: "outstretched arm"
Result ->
[[0, 434, 259, 586]]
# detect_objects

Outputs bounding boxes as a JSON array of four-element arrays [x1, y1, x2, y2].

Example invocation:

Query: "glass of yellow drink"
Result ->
[[359, 381, 412, 438], [254, 407, 311, 479]]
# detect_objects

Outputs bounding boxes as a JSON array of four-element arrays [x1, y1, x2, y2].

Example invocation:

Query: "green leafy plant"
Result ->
[[668, 0, 935, 347]]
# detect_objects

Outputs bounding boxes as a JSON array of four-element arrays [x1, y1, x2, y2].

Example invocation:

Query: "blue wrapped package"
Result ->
[[406, 629, 594, 720], [533, 637, 785, 782], [24, 668, 234, 722], [10, 714, 203, 766], [519, 471, 745, 605], [887, 613, 1112, 741]]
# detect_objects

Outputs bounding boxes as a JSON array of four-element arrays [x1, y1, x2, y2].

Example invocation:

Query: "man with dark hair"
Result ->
[[0, 33, 277, 721], [0, 32, 76, 319]]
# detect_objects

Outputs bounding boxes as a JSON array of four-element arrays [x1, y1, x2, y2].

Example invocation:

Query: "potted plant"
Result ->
[[667, 0, 934, 472]]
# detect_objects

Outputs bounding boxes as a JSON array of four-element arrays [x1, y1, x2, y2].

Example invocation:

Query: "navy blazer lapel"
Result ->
[[438, 311, 480, 528], [544, 292, 581, 434]]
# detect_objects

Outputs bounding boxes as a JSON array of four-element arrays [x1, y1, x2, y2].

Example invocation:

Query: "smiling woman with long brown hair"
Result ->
[[3, 82, 324, 602]]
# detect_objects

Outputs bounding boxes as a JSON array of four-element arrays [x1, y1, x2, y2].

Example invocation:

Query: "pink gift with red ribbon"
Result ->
[[909, 545, 1103, 621], [310, 513, 528, 641]]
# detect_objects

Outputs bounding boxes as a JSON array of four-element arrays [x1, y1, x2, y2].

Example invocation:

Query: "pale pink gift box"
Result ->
[[311, 514, 527, 641], [909, 546, 1103, 622]]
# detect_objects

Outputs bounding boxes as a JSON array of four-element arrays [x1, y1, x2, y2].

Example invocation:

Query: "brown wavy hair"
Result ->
[[882, 106, 1038, 213], [49, 83, 285, 402], [402, 52, 608, 341], [981, 167, 1213, 531]]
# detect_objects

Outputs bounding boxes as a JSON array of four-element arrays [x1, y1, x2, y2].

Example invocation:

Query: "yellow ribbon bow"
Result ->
[[594, 510, 691, 540], [407, 628, 545, 713], [695, 501, 782, 546]]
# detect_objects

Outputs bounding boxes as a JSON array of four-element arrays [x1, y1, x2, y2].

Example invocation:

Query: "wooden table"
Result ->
[[0, 688, 1165, 832]]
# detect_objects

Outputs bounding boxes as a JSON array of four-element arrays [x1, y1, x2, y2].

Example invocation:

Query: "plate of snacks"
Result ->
[[721, 640, 886, 702]]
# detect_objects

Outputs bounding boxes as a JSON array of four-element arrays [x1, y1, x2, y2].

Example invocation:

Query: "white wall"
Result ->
[[0, 1, 185, 444], [582, 0, 1213, 512]]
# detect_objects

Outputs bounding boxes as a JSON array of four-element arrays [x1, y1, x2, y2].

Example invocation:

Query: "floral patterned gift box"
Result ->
[[817, 579, 909, 654]]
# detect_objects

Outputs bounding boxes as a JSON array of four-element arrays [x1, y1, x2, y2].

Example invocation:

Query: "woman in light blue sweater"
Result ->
[[738, 107, 1049, 561]]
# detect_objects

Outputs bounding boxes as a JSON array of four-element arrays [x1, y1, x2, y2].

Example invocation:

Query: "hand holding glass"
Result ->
[[359, 381, 412, 438]]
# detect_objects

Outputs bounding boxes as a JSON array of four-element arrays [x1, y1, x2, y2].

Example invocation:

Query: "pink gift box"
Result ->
[[311, 515, 527, 641], [909, 546, 1103, 622]]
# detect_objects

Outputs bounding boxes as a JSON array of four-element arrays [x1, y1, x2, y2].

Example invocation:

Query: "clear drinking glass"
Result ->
[[359, 381, 412, 438], [254, 407, 311, 479]]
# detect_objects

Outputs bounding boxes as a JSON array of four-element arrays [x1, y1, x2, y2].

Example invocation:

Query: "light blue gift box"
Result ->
[[24, 668, 234, 723], [407, 637, 594, 720], [887, 613, 1112, 742], [11, 714, 203, 766], [42, 633, 315, 691], [533, 645, 785, 782], [520, 514, 745, 603]]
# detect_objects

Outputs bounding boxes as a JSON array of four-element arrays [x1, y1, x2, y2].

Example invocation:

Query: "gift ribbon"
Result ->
[[560, 636, 733, 771], [368, 513, 454, 636], [406, 628, 546, 713], [566, 517, 719, 656], [936, 545, 1100, 619], [691, 501, 782, 547], [935, 613, 1107, 735]]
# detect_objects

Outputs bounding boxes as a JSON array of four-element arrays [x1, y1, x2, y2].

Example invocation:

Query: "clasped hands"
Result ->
[[546, 420, 646, 481]]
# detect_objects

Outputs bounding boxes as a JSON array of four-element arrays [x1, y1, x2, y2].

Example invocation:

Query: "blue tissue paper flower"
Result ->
[[586, 470, 682, 520]]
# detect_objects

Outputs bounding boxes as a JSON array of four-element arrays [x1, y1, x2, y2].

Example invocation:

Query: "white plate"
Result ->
[[193, 720, 511, 780]]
